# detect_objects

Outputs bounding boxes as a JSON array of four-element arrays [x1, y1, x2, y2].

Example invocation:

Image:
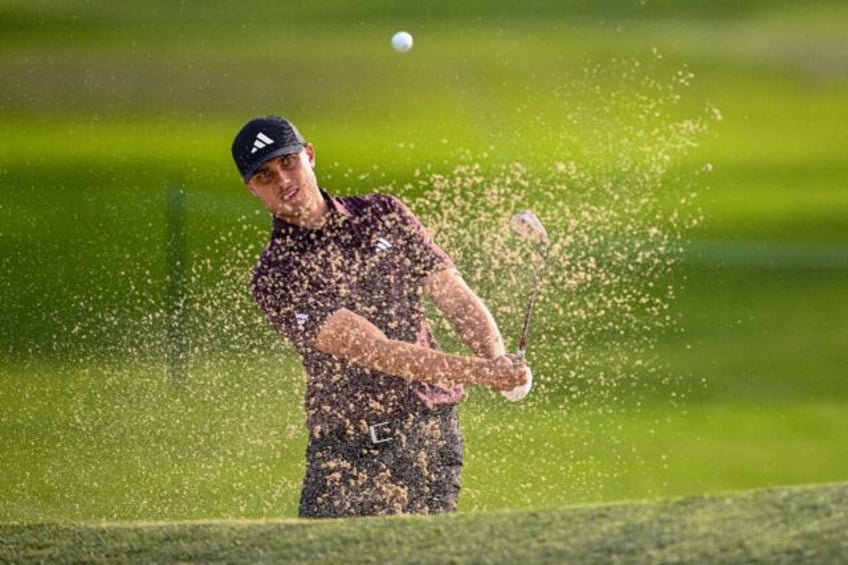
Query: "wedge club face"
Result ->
[[510, 210, 549, 249]]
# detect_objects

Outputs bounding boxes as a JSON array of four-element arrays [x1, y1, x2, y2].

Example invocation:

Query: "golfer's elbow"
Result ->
[[315, 308, 388, 361]]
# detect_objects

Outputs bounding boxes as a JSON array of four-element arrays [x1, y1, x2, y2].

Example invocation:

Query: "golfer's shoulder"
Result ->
[[339, 192, 409, 215], [250, 246, 278, 289], [250, 232, 294, 286], [336, 192, 405, 211]]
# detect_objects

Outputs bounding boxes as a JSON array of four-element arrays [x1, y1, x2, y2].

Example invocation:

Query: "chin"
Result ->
[[275, 208, 297, 218]]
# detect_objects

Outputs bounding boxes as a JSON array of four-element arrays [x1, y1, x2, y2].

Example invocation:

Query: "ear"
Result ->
[[304, 143, 316, 167]]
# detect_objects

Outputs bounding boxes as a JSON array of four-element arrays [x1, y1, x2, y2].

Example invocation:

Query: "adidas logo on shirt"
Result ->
[[295, 312, 309, 327], [375, 237, 392, 253], [251, 132, 275, 154]]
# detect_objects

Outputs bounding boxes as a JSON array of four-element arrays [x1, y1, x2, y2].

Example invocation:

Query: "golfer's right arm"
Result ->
[[314, 308, 527, 391]]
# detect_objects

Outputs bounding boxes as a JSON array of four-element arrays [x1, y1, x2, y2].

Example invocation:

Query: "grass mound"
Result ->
[[2, 482, 846, 563]]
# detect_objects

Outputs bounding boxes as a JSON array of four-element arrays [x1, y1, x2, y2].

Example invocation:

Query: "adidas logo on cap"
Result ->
[[251, 132, 275, 154]]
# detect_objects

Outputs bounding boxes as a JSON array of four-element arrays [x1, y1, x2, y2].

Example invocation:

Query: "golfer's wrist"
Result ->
[[494, 353, 524, 369], [480, 339, 506, 360]]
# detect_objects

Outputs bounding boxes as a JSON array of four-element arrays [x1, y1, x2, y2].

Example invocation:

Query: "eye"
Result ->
[[282, 154, 299, 169]]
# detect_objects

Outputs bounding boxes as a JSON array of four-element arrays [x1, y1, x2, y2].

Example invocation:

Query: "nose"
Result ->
[[268, 162, 294, 186]]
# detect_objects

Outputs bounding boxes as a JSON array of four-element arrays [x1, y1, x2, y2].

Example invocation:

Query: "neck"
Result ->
[[297, 209, 327, 229], [276, 194, 329, 230]]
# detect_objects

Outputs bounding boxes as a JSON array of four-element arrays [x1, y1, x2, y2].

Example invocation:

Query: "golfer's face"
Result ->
[[247, 145, 321, 222]]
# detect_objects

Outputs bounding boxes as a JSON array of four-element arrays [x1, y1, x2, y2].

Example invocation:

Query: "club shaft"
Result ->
[[516, 248, 547, 360]]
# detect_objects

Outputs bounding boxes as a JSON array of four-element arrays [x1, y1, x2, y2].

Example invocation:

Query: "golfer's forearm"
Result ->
[[426, 269, 506, 359], [448, 299, 506, 360], [360, 338, 499, 387], [314, 307, 502, 387]]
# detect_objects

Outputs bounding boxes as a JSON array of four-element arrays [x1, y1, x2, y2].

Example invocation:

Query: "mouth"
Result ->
[[280, 186, 300, 202]]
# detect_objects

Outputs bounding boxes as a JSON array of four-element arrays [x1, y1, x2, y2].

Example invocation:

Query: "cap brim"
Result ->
[[242, 143, 305, 182]]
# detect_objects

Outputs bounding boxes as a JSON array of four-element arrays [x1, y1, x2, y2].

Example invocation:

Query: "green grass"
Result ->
[[663, 264, 848, 403], [2, 483, 846, 563]]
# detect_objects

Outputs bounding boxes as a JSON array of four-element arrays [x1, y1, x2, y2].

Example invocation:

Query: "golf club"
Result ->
[[510, 210, 549, 361], [501, 210, 548, 402]]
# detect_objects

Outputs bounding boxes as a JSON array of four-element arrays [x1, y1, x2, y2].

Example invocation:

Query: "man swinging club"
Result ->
[[231, 115, 530, 518]]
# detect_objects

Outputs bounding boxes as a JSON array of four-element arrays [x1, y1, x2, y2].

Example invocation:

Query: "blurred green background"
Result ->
[[1, 1, 846, 522]]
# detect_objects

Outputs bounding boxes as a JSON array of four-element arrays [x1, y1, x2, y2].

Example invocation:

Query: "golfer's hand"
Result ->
[[498, 353, 527, 369], [489, 354, 530, 391]]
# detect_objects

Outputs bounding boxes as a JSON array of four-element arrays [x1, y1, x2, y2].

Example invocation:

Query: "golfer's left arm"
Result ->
[[424, 267, 507, 360]]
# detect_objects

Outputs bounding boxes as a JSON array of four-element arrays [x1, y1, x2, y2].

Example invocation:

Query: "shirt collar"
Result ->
[[271, 188, 349, 236]]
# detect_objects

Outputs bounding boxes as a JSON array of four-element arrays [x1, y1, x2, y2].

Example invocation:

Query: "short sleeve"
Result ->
[[382, 195, 454, 279], [251, 256, 339, 355]]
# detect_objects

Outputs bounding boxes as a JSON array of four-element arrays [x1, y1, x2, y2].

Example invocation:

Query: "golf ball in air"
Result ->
[[391, 31, 413, 53]]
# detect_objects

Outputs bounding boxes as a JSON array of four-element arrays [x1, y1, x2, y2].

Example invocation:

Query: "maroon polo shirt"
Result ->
[[251, 191, 457, 436]]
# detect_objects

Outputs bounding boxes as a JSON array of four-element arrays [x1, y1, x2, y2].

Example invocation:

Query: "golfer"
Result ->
[[232, 116, 529, 518]]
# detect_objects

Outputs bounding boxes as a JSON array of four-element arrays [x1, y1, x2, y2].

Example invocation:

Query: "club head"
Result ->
[[510, 211, 549, 247]]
